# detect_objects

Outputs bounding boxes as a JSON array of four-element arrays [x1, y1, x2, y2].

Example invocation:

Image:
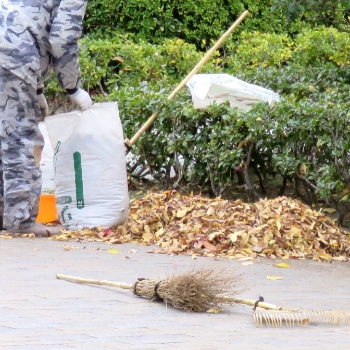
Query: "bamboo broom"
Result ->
[[56, 269, 350, 327], [124, 10, 249, 151]]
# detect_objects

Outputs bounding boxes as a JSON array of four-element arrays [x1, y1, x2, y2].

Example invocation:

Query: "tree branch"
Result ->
[[244, 142, 260, 201]]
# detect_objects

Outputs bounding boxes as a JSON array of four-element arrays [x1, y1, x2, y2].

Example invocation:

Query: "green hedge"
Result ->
[[84, 0, 307, 45], [224, 27, 350, 74]]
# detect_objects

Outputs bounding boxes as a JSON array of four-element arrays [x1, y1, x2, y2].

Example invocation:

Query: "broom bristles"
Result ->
[[253, 307, 350, 327], [132, 268, 243, 312]]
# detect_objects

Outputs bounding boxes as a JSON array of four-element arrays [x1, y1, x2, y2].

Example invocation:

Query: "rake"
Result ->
[[56, 269, 350, 327]]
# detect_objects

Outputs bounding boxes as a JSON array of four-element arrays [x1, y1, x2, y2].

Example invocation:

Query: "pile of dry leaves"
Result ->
[[52, 190, 350, 261]]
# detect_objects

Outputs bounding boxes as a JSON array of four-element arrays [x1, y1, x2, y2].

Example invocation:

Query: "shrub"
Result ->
[[84, 0, 308, 46], [224, 31, 294, 70], [292, 27, 350, 67]]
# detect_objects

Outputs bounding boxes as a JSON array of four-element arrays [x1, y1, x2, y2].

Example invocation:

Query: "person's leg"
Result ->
[[0, 67, 62, 235]]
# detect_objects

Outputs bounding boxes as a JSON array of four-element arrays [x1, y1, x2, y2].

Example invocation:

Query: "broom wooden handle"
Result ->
[[56, 273, 281, 310], [219, 296, 281, 310], [124, 10, 249, 150], [56, 274, 132, 289]]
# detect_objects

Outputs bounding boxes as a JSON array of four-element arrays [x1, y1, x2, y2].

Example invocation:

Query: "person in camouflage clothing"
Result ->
[[0, 0, 92, 235]]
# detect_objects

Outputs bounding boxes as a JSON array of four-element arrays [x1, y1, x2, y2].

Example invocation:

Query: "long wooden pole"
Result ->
[[56, 274, 132, 289], [124, 10, 249, 149]]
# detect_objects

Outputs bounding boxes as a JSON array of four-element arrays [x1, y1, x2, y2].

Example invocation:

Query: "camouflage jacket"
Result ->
[[0, 0, 88, 91]]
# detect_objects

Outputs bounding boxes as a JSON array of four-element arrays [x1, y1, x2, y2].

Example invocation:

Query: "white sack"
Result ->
[[45, 102, 129, 230], [186, 74, 281, 110]]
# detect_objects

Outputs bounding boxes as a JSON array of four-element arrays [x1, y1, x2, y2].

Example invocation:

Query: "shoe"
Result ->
[[6, 222, 63, 237]]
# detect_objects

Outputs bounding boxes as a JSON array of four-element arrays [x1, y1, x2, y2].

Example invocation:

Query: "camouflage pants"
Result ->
[[0, 67, 44, 229]]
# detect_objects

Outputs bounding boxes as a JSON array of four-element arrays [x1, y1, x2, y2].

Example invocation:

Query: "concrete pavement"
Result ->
[[1, 237, 350, 349]]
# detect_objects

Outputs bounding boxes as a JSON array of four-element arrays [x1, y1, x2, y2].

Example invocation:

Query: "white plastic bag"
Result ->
[[186, 74, 281, 110], [45, 102, 129, 229]]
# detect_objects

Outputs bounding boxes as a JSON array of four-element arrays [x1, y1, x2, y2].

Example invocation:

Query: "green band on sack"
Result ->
[[73, 152, 84, 209], [54, 141, 61, 155]]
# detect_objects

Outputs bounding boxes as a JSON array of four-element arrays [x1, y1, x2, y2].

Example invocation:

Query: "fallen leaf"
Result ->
[[201, 240, 218, 252], [252, 245, 263, 253], [319, 253, 332, 261], [276, 220, 282, 230], [206, 206, 215, 216], [0, 234, 12, 239], [130, 223, 140, 234], [155, 227, 164, 237], [322, 208, 336, 213], [299, 163, 307, 176], [206, 308, 224, 314], [274, 263, 290, 268], [82, 230, 96, 236], [176, 208, 188, 218], [340, 194, 350, 202], [21, 233, 35, 238], [241, 261, 253, 266], [267, 275, 283, 280], [301, 318, 310, 325], [142, 231, 154, 242], [108, 248, 119, 254], [130, 249, 138, 253], [153, 248, 166, 254], [332, 256, 345, 261], [63, 245, 71, 251]]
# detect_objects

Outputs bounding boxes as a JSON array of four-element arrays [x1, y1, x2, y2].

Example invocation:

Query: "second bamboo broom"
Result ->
[[56, 269, 350, 328]]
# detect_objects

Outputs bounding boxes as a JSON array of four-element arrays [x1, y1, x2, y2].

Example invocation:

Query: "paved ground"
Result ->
[[1, 237, 350, 349]]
